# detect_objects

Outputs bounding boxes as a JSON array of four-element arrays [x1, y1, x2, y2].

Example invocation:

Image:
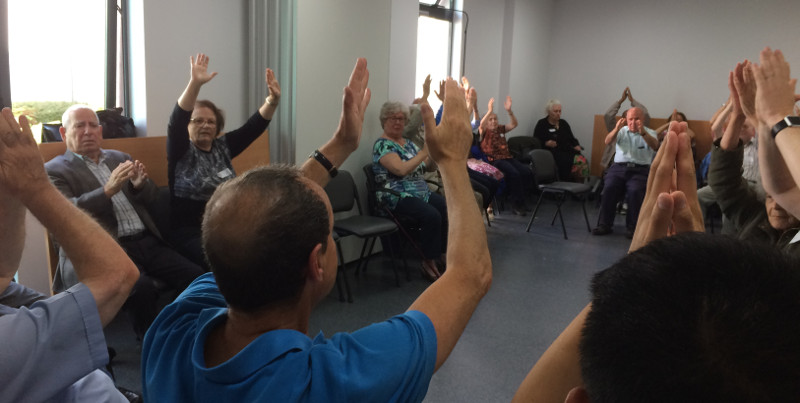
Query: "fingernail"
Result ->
[[657, 194, 669, 209], [675, 196, 686, 210]]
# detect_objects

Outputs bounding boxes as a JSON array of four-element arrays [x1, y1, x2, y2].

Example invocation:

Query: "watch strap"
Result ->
[[771, 116, 800, 138], [310, 149, 338, 178]]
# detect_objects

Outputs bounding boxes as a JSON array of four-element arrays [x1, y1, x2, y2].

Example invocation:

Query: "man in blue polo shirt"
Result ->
[[593, 107, 659, 238], [142, 59, 493, 402]]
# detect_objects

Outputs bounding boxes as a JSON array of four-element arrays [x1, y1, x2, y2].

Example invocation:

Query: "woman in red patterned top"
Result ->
[[479, 96, 533, 215]]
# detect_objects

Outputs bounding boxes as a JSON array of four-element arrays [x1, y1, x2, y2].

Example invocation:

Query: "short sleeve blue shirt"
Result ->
[[142, 273, 437, 402]]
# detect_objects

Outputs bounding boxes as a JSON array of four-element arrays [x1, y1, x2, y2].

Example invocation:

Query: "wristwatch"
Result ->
[[310, 149, 338, 178], [771, 116, 800, 138]]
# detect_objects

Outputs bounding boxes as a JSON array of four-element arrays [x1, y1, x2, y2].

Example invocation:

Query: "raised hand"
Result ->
[[752, 47, 797, 127], [266, 68, 281, 105], [421, 74, 432, 103], [733, 61, 758, 123], [461, 76, 471, 92], [190, 53, 218, 85], [421, 78, 472, 168], [0, 109, 49, 201], [487, 98, 495, 113], [466, 88, 477, 120], [334, 58, 371, 153], [504, 96, 513, 111], [619, 87, 629, 103], [104, 161, 135, 197], [629, 122, 703, 252], [130, 160, 149, 189], [434, 80, 446, 102]]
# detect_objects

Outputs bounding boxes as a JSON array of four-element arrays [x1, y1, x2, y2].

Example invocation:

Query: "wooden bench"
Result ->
[[37, 133, 270, 291], [590, 115, 712, 177]]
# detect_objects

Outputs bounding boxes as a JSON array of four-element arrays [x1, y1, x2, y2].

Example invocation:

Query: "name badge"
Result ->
[[217, 168, 234, 179], [790, 230, 800, 244], [549, 128, 556, 132]]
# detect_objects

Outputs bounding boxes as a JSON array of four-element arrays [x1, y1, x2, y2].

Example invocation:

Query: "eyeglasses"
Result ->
[[386, 116, 407, 123], [190, 118, 217, 127]]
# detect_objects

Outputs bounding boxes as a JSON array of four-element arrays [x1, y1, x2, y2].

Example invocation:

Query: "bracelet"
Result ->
[[266, 96, 279, 106], [309, 149, 338, 178], [771, 116, 800, 138]]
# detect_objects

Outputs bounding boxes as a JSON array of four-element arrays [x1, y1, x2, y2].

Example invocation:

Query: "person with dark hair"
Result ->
[[479, 95, 533, 215], [167, 53, 280, 268], [654, 109, 696, 144], [46, 104, 203, 341], [142, 62, 493, 402], [513, 123, 800, 402], [533, 99, 586, 181], [0, 108, 140, 401], [592, 107, 658, 238]]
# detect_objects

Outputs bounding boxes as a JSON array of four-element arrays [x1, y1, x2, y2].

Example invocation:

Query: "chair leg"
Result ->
[[581, 197, 591, 232], [525, 193, 546, 232], [555, 194, 568, 240], [354, 236, 373, 276]]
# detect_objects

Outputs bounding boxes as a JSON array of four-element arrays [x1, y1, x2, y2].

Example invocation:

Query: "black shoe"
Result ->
[[625, 228, 635, 239], [592, 225, 612, 236]]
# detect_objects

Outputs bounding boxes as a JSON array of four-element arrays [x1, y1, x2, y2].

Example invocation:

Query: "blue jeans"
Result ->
[[393, 192, 447, 259]]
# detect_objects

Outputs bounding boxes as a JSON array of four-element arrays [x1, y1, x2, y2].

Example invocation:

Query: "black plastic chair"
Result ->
[[362, 164, 427, 268], [324, 170, 402, 295], [525, 149, 592, 239]]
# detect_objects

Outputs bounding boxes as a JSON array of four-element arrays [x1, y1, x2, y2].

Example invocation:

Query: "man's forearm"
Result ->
[[759, 124, 800, 217], [774, 127, 800, 190], [21, 184, 137, 326], [301, 138, 354, 188]]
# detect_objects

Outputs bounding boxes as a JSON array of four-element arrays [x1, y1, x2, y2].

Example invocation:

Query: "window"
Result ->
[[0, 0, 128, 141], [415, 0, 467, 112]]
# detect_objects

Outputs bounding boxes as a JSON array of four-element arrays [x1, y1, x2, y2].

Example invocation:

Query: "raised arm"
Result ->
[[177, 53, 218, 112], [504, 96, 518, 131], [753, 48, 800, 195], [408, 78, 492, 371], [604, 87, 628, 131], [733, 53, 800, 217], [478, 97, 495, 139], [0, 109, 138, 326], [301, 58, 371, 187], [257, 68, 281, 120], [513, 124, 702, 403]]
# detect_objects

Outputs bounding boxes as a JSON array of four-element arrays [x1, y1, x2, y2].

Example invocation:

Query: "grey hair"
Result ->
[[61, 104, 99, 129], [379, 101, 410, 129], [545, 99, 561, 114]]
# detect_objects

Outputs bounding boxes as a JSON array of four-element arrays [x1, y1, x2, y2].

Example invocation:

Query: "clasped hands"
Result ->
[[104, 160, 148, 197], [629, 122, 704, 252]]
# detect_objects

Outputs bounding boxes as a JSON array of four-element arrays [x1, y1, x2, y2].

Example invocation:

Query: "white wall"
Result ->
[[546, 0, 800, 159], [133, 0, 249, 137]]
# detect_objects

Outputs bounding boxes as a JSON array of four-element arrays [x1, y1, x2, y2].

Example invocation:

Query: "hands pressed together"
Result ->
[[629, 122, 704, 252]]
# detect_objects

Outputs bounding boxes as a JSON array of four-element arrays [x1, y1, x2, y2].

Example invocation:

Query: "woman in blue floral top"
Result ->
[[373, 101, 447, 281]]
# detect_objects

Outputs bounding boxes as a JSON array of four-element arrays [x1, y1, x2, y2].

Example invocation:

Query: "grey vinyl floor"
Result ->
[[106, 200, 639, 402]]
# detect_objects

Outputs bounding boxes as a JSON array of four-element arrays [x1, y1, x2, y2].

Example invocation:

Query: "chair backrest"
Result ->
[[529, 149, 558, 184], [324, 170, 361, 214], [508, 136, 541, 162], [362, 163, 381, 216]]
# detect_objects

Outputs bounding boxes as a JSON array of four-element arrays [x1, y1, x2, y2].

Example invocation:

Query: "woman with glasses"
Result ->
[[373, 101, 447, 282], [167, 53, 280, 268]]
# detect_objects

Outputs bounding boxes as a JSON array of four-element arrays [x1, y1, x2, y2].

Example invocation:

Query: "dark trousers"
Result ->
[[394, 192, 447, 260], [492, 158, 533, 204], [169, 226, 210, 271], [598, 163, 649, 229], [120, 233, 204, 339], [468, 168, 500, 209]]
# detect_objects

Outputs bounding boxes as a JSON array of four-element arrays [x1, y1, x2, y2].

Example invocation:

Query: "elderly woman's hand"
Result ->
[[265, 68, 281, 105], [190, 53, 218, 85]]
